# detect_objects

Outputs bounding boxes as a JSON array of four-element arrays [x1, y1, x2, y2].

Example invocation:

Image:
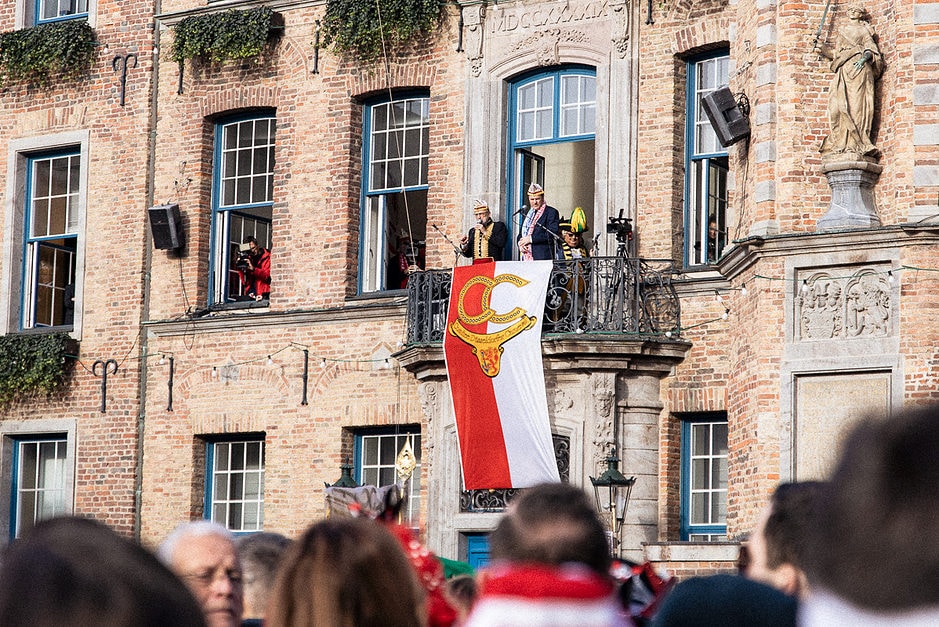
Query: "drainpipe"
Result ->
[[134, 0, 163, 542]]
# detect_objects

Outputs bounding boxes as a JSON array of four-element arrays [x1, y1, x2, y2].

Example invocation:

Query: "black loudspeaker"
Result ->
[[148, 204, 183, 250], [701, 87, 751, 147]]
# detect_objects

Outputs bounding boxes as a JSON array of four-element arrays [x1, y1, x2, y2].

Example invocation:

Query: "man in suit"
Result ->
[[517, 183, 560, 261]]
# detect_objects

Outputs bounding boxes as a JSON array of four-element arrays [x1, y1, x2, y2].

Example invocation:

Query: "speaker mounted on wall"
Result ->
[[701, 87, 751, 147], [148, 204, 183, 250]]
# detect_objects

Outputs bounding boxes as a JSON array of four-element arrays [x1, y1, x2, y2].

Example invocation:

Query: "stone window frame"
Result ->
[[0, 418, 77, 542], [1, 130, 89, 338], [210, 111, 276, 306], [684, 50, 730, 269], [203, 435, 266, 534], [358, 91, 430, 294], [679, 411, 728, 541]]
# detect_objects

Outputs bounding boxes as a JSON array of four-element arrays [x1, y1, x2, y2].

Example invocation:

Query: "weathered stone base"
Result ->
[[818, 160, 883, 230]]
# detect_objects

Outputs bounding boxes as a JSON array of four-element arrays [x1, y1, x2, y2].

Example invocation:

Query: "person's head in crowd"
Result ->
[[443, 574, 478, 624], [802, 404, 939, 617], [266, 517, 426, 627], [746, 481, 825, 598], [473, 199, 492, 225], [0, 516, 205, 627], [237, 531, 292, 622], [489, 481, 611, 576], [653, 574, 797, 627], [158, 520, 244, 627]]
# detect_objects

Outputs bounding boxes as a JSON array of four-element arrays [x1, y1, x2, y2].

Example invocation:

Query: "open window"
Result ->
[[359, 94, 429, 293], [507, 67, 596, 258], [211, 113, 275, 305], [685, 52, 729, 267]]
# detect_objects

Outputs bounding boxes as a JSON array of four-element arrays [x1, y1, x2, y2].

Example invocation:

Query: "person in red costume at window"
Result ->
[[237, 236, 271, 301]]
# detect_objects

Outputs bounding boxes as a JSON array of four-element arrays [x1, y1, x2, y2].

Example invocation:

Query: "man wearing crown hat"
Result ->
[[460, 199, 508, 262], [517, 183, 560, 261]]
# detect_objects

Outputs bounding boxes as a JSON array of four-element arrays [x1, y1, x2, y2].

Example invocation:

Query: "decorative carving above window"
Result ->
[[459, 434, 569, 513]]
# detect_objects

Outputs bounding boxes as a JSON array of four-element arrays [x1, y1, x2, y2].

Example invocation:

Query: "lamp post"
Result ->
[[327, 461, 358, 488], [589, 447, 636, 557]]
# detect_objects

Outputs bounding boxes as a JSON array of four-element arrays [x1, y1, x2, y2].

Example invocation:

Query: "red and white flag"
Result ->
[[444, 260, 560, 490]]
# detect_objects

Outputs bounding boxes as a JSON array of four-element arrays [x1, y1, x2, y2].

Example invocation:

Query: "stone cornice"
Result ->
[[143, 298, 406, 337], [156, 0, 324, 27], [395, 335, 691, 380], [718, 224, 939, 280]]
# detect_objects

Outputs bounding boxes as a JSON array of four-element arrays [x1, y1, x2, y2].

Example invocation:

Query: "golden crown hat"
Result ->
[[561, 206, 589, 233], [527, 183, 545, 196], [472, 199, 489, 213]]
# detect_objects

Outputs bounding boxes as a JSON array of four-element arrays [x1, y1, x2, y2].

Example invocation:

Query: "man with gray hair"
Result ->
[[158, 520, 244, 627], [236, 531, 292, 624]]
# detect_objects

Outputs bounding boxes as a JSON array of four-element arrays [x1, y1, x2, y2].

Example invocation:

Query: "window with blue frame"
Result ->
[[10, 435, 69, 539], [35, 0, 88, 24], [360, 94, 429, 293], [680, 413, 728, 541], [212, 113, 275, 304], [205, 437, 265, 533], [685, 52, 729, 267], [507, 67, 596, 257], [353, 427, 421, 526], [22, 150, 80, 329]]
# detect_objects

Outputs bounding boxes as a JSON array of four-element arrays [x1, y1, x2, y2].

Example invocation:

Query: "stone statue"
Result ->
[[816, 5, 884, 159]]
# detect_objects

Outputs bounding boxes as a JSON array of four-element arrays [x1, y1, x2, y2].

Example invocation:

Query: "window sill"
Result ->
[[643, 541, 741, 563], [209, 299, 270, 313]]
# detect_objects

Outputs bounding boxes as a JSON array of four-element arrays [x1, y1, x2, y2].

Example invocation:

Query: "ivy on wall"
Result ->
[[322, 0, 446, 61], [0, 20, 96, 87], [0, 333, 76, 407], [171, 6, 282, 64]]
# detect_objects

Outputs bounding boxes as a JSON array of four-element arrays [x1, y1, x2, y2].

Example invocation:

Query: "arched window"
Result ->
[[506, 66, 596, 257]]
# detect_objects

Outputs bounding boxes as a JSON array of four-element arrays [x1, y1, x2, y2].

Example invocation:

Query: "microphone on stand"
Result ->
[[514, 205, 529, 216]]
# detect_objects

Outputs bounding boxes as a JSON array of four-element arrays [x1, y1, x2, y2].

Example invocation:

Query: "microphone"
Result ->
[[514, 205, 529, 216]]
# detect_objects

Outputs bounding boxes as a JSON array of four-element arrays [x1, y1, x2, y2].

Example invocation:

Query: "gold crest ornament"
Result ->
[[448, 273, 537, 377]]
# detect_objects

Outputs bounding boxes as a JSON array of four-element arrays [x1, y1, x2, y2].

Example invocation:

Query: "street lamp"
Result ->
[[327, 460, 358, 488], [589, 447, 636, 556]]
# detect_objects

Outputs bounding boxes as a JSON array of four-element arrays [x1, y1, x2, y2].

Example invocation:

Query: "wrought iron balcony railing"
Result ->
[[405, 257, 680, 345]]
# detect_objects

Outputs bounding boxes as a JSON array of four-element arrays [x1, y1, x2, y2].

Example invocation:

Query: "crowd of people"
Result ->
[[0, 403, 936, 625]]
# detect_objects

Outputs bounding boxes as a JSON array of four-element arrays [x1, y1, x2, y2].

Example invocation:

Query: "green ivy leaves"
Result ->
[[172, 7, 278, 64], [322, 0, 445, 61], [0, 20, 96, 87], [0, 333, 75, 407]]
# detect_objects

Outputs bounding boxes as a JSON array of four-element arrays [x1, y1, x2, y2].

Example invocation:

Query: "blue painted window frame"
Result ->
[[684, 50, 729, 268], [506, 66, 596, 251], [35, 0, 88, 24], [358, 91, 430, 294], [9, 434, 68, 540], [22, 149, 80, 330], [210, 111, 276, 305], [352, 426, 421, 525], [679, 412, 728, 541], [204, 435, 266, 534]]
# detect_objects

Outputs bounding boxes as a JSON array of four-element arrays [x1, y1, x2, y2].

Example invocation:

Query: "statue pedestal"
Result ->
[[818, 160, 883, 230]]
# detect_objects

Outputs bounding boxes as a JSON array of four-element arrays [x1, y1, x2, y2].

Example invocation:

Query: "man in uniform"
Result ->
[[461, 199, 508, 261]]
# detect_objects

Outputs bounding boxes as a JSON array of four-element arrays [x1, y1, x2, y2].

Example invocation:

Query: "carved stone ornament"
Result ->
[[510, 28, 591, 66], [609, 0, 631, 59], [796, 270, 891, 340], [417, 381, 439, 451], [591, 374, 616, 459], [463, 4, 486, 78]]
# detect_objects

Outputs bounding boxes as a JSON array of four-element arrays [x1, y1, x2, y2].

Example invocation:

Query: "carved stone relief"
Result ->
[[796, 269, 891, 340], [462, 4, 486, 78], [609, 0, 631, 58], [508, 28, 592, 66], [591, 372, 616, 466], [417, 381, 440, 454]]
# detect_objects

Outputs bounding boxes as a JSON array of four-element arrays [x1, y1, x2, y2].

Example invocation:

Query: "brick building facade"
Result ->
[[1, 0, 937, 579]]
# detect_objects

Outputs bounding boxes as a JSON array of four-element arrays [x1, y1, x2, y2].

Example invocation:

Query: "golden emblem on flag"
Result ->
[[448, 273, 537, 377]]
